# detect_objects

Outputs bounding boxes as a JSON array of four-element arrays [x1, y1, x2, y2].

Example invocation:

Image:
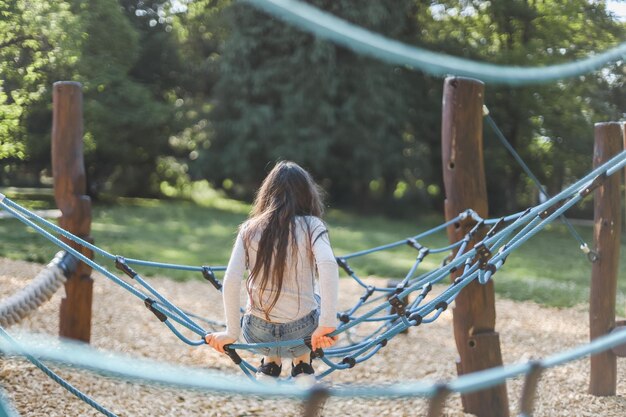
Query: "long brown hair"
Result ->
[[242, 161, 324, 318]]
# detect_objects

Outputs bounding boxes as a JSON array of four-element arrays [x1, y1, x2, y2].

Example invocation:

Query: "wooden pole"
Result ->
[[52, 81, 93, 343], [441, 76, 509, 417], [589, 122, 622, 396]]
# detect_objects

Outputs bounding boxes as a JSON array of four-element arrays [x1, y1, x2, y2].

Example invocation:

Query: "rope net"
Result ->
[[1, 148, 624, 382]]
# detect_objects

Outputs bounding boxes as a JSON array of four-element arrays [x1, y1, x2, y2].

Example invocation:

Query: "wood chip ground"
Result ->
[[1, 257, 626, 416]]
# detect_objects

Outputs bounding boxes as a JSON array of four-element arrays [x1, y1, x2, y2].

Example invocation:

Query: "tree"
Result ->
[[203, 0, 433, 212], [421, 0, 625, 213], [0, 0, 81, 183], [0, 0, 180, 196], [70, 0, 178, 196]]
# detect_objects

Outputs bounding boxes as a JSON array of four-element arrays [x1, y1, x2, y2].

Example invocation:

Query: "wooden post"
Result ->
[[589, 122, 622, 396], [52, 81, 93, 343], [441, 76, 509, 417]]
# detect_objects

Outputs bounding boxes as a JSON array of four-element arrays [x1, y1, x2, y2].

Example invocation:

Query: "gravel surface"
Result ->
[[1, 257, 626, 416]]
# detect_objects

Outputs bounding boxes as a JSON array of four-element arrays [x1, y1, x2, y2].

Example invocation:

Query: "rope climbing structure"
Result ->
[[1, 146, 625, 380], [1, 4, 625, 411], [1, 143, 626, 416]]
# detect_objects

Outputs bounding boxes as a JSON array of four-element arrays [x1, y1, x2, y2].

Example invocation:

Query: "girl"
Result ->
[[205, 161, 339, 381]]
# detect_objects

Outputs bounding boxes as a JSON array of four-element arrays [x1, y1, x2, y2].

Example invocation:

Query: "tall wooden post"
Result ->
[[589, 122, 622, 396], [441, 76, 509, 417], [52, 81, 93, 343]]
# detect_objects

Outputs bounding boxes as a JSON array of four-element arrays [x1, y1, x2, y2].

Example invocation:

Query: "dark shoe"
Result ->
[[256, 359, 281, 381], [291, 361, 316, 385]]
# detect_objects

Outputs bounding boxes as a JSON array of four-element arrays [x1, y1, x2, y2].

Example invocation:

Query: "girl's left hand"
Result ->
[[205, 332, 236, 354]]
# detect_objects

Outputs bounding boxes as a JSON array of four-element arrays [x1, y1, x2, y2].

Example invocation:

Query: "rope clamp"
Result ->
[[474, 242, 492, 268], [49, 250, 78, 277], [486, 218, 506, 237], [360, 285, 375, 302], [342, 356, 356, 368], [304, 336, 325, 359], [406, 238, 424, 251], [580, 243, 599, 262], [579, 172, 607, 198], [335, 257, 354, 275], [338, 313, 350, 323], [311, 348, 325, 359], [434, 301, 448, 312], [144, 298, 167, 322], [201, 266, 222, 290], [409, 312, 423, 326], [417, 247, 430, 261], [223, 344, 242, 365], [115, 256, 137, 279], [539, 198, 566, 219], [388, 295, 407, 316]]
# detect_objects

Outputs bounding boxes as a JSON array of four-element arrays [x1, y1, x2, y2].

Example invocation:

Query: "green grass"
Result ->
[[1, 188, 625, 312]]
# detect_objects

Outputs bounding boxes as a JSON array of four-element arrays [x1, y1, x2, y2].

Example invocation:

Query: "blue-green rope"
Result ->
[[242, 0, 626, 86], [0, 327, 118, 417], [478, 155, 626, 281], [341, 216, 462, 260], [0, 199, 209, 344], [322, 151, 624, 364], [484, 112, 589, 251], [0, 388, 19, 417], [5, 325, 626, 400], [2, 151, 626, 390], [1, 149, 624, 378], [0, 192, 462, 358], [0, 188, 457, 272]]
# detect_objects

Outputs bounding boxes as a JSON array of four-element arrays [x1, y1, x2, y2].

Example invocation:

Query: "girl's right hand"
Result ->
[[311, 326, 338, 351]]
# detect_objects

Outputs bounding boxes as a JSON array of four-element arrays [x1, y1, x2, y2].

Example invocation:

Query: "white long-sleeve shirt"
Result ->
[[222, 216, 339, 339]]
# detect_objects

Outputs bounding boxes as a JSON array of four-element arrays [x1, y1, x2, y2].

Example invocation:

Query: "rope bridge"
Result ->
[[3, 126, 620, 380], [1, 147, 625, 415]]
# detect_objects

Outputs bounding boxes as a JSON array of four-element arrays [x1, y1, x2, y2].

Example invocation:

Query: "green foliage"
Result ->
[[422, 1, 625, 214], [74, 0, 177, 196], [0, 0, 80, 166], [0, 0, 624, 214], [1, 0, 182, 196], [203, 0, 436, 212]]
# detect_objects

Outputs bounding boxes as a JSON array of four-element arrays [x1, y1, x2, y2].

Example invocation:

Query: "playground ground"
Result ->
[[2, 256, 626, 417]]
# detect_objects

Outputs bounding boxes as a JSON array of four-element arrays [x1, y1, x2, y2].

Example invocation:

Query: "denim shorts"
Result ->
[[241, 309, 319, 358]]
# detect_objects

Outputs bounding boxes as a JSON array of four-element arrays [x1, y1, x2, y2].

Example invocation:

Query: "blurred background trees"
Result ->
[[0, 0, 624, 216]]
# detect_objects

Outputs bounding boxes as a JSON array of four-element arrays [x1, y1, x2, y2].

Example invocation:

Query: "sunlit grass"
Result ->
[[1, 188, 625, 312]]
